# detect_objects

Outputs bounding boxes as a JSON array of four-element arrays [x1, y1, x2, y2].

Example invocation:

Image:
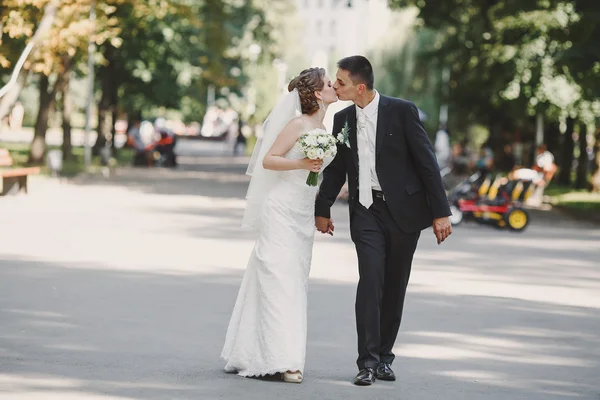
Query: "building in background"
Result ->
[[294, 0, 392, 70]]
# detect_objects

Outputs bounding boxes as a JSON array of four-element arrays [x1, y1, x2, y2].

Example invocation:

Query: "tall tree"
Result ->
[[0, 1, 58, 120], [388, 0, 599, 158], [23, 0, 121, 164]]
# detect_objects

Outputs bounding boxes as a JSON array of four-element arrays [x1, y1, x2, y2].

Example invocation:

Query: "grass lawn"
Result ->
[[0, 141, 134, 177]]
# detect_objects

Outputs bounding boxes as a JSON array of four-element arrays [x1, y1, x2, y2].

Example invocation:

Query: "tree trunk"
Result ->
[[93, 45, 119, 155], [110, 88, 118, 152], [108, 45, 119, 152], [591, 126, 600, 192], [558, 117, 575, 186], [61, 72, 75, 161], [93, 73, 112, 155], [545, 121, 561, 157], [28, 61, 72, 165], [93, 90, 108, 155], [28, 75, 52, 165], [575, 123, 588, 189]]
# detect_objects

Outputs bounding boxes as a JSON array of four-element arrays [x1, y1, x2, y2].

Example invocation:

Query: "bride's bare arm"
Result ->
[[262, 119, 322, 172]]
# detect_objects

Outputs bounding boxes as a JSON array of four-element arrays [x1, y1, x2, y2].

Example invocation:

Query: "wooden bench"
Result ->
[[0, 148, 41, 196]]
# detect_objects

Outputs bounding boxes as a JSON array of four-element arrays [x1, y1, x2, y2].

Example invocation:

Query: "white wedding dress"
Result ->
[[221, 141, 333, 377]]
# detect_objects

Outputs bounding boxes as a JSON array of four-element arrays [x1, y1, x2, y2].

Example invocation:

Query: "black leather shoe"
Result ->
[[353, 368, 376, 386], [376, 362, 396, 381]]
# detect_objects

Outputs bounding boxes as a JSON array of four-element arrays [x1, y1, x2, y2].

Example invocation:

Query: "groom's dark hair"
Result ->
[[337, 56, 374, 90]]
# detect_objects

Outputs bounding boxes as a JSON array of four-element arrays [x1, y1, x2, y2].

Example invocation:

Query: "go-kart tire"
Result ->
[[505, 207, 529, 232], [449, 205, 463, 226]]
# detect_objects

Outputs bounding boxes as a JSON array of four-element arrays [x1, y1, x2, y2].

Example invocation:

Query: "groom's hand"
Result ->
[[315, 216, 332, 235], [433, 217, 452, 245]]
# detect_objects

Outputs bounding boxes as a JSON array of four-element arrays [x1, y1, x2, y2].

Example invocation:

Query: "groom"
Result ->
[[315, 56, 452, 386]]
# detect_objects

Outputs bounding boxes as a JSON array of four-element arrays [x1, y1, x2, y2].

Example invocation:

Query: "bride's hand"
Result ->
[[298, 158, 323, 172]]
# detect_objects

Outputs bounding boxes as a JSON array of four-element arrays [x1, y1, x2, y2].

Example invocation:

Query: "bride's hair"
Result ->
[[287, 67, 326, 115]]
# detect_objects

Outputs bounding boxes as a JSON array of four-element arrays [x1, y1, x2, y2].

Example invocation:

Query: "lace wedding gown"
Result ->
[[221, 141, 333, 377]]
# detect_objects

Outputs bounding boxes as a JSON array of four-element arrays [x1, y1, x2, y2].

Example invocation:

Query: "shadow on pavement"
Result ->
[[1, 256, 598, 400]]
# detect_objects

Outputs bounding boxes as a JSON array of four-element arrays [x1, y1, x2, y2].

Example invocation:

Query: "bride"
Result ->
[[221, 67, 338, 383]]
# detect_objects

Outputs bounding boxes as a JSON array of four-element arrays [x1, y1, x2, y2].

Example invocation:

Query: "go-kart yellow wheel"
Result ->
[[505, 207, 529, 232]]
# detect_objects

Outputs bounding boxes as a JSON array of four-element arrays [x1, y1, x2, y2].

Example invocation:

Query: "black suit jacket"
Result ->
[[315, 95, 451, 234]]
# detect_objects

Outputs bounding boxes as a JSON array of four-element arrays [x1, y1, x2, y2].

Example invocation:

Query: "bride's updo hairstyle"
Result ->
[[287, 67, 326, 115]]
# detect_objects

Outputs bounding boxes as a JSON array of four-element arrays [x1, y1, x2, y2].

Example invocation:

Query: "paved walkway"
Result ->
[[1, 148, 599, 399]]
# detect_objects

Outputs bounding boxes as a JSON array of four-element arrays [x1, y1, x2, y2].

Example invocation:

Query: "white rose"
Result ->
[[307, 149, 318, 159], [317, 136, 328, 145], [316, 149, 325, 159]]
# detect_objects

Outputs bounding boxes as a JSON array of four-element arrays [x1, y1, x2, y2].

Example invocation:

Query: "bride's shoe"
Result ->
[[283, 371, 303, 383]]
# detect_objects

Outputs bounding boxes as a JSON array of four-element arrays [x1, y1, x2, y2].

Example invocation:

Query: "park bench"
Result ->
[[0, 148, 40, 196]]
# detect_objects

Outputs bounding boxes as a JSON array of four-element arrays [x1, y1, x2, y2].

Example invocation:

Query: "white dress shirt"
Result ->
[[356, 90, 381, 192]]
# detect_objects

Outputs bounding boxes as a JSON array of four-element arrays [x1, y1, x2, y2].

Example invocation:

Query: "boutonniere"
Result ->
[[336, 119, 351, 148]]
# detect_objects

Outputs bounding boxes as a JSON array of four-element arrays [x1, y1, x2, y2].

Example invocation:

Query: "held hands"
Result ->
[[316, 215, 450, 242], [299, 157, 323, 173], [315, 216, 334, 236], [433, 217, 452, 245]]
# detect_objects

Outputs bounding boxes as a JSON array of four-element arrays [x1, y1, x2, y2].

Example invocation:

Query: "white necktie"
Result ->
[[357, 111, 373, 209]]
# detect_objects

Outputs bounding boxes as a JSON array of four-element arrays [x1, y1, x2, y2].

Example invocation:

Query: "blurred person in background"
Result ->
[[513, 131, 524, 165], [151, 121, 177, 167], [509, 144, 557, 205], [472, 143, 494, 174], [434, 124, 451, 170], [200, 106, 220, 137], [127, 117, 148, 166], [224, 108, 240, 150], [233, 118, 247, 156], [443, 140, 471, 189], [534, 144, 556, 180], [139, 120, 155, 147], [510, 144, 556, 185]]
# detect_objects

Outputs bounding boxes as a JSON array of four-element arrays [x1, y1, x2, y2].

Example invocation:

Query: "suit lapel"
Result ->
[[347, 106, 359, 170], [376, 95, 391, 159]]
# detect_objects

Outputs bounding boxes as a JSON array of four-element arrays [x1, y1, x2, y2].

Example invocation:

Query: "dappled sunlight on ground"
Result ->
[[2, 155, 599, 399]]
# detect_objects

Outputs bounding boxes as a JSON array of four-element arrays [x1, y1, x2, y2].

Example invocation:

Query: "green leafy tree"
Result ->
[[389, 0, 599, 184]]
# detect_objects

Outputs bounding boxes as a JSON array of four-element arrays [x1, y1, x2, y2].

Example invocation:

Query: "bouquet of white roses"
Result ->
[[298, 128, 338, 186]]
